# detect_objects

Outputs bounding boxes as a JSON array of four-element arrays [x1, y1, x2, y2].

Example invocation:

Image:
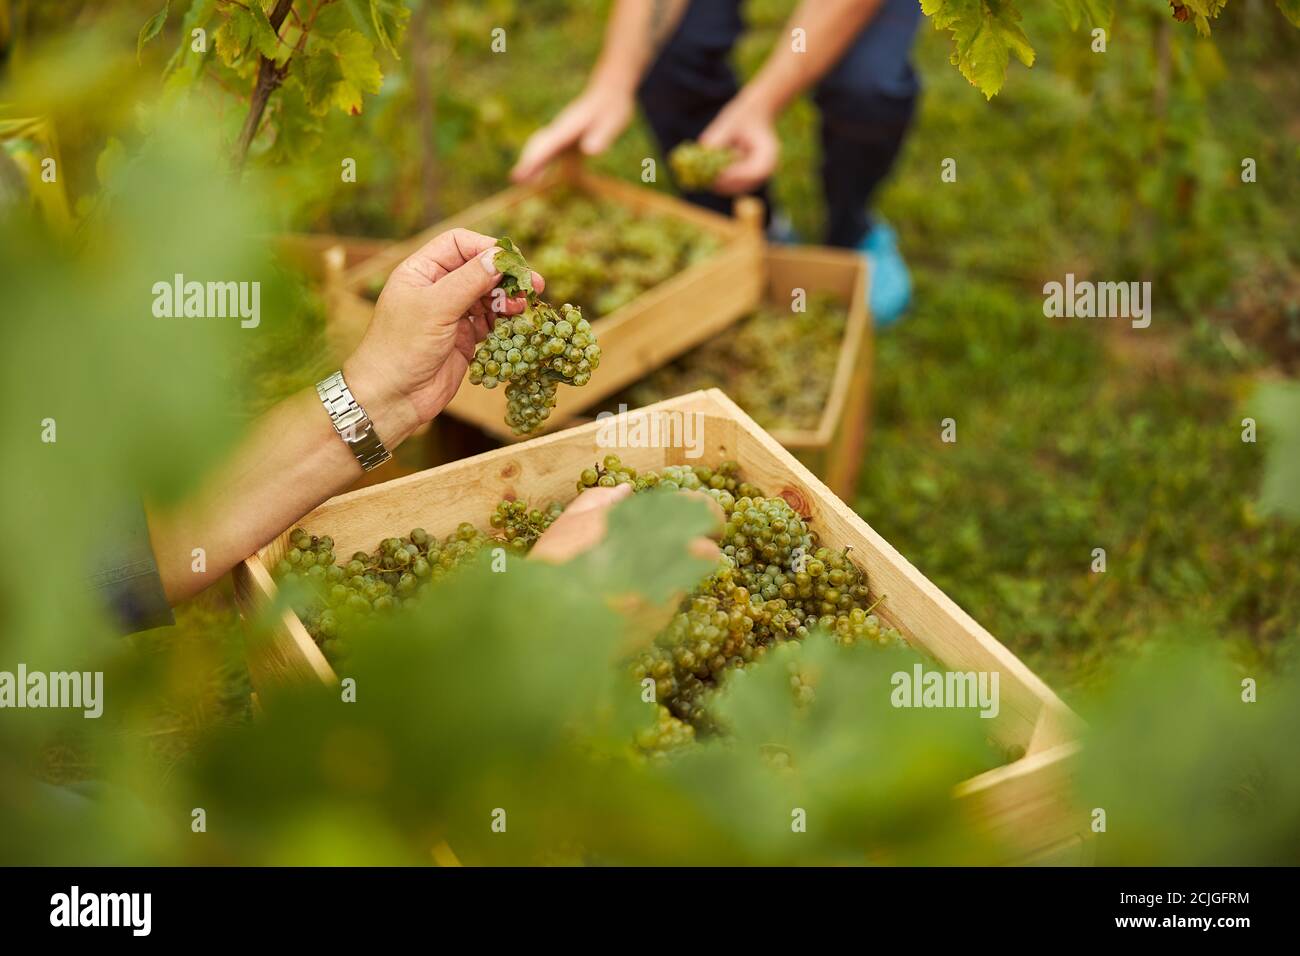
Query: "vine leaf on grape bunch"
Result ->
[[493, 237, 535, 300]]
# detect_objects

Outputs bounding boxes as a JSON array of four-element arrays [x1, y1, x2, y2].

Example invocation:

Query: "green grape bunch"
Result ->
[[668, 141, 736, 192], [469, 237, 602, 435], [489, 498, 564, 552], [273, 523, 489, 664]]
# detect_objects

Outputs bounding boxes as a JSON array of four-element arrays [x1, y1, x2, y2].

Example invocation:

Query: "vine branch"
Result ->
[[231, 0, 299, 172]]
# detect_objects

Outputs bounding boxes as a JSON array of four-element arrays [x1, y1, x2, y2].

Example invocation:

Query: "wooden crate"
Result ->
[[588, 244, 872, 499], [326, 159, 766, 441], [234, 389, 1084, 862], [765, 245, 873, 500]]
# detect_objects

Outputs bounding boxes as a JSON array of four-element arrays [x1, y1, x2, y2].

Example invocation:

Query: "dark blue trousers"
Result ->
[[637, 0, 921, 247]]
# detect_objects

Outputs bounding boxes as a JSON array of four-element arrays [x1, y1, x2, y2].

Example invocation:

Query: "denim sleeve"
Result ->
[[86, 501, 174, 634]]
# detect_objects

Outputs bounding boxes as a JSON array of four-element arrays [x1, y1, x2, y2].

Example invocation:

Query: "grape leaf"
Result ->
[[570, 492, 721, 605], [266, 82, 324, 165], [330, 29, 383, 115], [1276, 0, 1300, 27], [137, 2, 170, 64], [921, 0, 1036, 99], [365, 0, 410, 58], [214, 1, 281, 67], [493, 237, 533, 298], [292, 29, 382, 116], [315, 0, 411, 58], [163, 0, 217, 83], [1175, 0, 1229, 36]]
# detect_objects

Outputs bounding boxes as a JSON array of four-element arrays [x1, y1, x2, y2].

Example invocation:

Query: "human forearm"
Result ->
[[741, 0, 883, 116], [144, 228, 533, 608], [590, 0, 690, 93], [146, 365, 417, 604]]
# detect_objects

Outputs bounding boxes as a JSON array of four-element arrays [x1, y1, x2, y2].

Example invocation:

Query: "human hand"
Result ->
[[698, 91, 780, 195], [343, 229, 542, 447], [510, 85, 635, 183]]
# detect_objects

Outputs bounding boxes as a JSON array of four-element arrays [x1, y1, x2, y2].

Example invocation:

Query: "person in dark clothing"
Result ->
[[512, 0, 921, 325]]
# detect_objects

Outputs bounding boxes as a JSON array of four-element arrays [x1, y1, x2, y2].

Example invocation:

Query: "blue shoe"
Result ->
[[766, 211, 800, 245], [858, 221, 911, 327]]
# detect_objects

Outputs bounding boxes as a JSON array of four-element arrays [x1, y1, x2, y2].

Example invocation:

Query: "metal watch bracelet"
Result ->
[[315, 370, 393, 472]]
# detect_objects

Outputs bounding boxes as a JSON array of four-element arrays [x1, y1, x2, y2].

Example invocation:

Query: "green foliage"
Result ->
[[148, 0, 409, 167], [570, 491, 718, 604], [1077, 639, 1300, 864], [919, 0, 1297, 98], [213, 1, 280, 66], [136, 2, 170, 63], [921, 0, 1037, 99], [492, 236, 533, 298]]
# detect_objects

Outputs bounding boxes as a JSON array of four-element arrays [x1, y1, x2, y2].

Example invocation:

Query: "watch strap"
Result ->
[[316, 370, 392, 472]]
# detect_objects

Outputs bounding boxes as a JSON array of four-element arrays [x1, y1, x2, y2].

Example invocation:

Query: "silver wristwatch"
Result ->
[[316, 370, 392, 472]]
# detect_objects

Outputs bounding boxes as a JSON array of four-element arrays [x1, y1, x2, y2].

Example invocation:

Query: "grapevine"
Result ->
[[469, 237, 602, 435]]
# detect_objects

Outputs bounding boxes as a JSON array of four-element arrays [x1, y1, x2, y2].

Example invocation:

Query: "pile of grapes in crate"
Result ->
[[613, 292, 850, 432], [274, 456, 902, 752]]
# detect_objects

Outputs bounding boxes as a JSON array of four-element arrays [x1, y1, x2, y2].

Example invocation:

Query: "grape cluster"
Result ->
[[273, 523, 490, 662], [489, 498, 563, 552], [617, 293, 850, 433], [486, 188, 721, 318], [668, 140, 735, 191], [468, 238, 602, 435]]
